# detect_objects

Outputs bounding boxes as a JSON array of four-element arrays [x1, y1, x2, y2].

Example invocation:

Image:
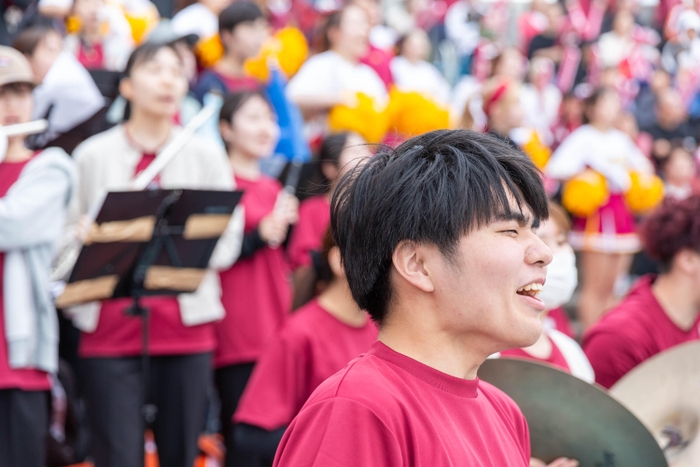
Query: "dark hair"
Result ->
[[12, 25, 59, 56], [219, 1, 264, 35], [331, 129, 549, 324], [218, 89, 269, 123], [640, 195, 700, 272], [315, 8, 344, 52], [123, 42, 181, 78], [583, 87, 616, 124]]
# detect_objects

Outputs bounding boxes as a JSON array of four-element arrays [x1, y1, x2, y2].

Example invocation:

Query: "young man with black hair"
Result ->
[[192, 1, 267, 103], [273, 129, 555, 466]]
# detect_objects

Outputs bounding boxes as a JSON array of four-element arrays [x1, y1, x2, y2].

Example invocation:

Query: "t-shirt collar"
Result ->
[[369, 341, 480, 398]]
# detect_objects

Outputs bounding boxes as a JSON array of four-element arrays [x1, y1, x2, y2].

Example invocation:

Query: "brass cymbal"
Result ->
[[478, 357, 668, 467], [610, 341, 700, 467]]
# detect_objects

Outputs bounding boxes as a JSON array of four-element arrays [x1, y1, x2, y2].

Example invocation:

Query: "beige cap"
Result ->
[[0, 46, 37, 88]]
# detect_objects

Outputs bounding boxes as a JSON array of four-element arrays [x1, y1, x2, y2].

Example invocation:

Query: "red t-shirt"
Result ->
[[287, 195, 330, 271], [79, 153, 215, 357], [361, 45, 394, 90], [234, 299, 378, 430], [215, 175, 292, 368], [501, 338, 572, 373], [215, 71, 260, 93], [0, 157, 51, 390], [583, 275, 700, 389], [273, 341, 531, 466], [546, 307, 576, 339], [77, 41, 105, 70]]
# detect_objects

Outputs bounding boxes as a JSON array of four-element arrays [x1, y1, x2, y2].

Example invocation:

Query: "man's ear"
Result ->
[[391, 241, 435, 293]]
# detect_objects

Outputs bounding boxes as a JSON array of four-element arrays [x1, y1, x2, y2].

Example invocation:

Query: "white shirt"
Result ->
[[171, 3, 218, 39], [390, 56, 451, 104], [286, 51, 387, 104], [520, 83, 562, 145], [32, 52, 105, 145], [546, 125, 653, 192], [444, 1, 481, 55]]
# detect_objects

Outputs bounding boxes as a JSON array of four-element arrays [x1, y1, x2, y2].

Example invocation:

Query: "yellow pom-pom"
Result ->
[[521, 131, 551, 169], [562, 170, 609, 218], [328, 93, 389, 144], [66, 16, 82, 34], [386, 89, 450, 137], [625, 172, 664, 214], [195, 34, 224, 68], [244, 27, 308, 82]]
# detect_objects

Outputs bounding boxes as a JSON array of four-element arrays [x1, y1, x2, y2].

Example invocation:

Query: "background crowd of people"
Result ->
[[0, 0, 699, 465]]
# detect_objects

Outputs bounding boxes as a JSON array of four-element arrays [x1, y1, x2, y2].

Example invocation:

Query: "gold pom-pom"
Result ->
[[386, 89, 450, 138], [244, 27, 308, 82], [562, 170, 609, 218], [625, 171, 664, 214], [195, 34, 224, 68], [66, 16, 82, 34], [328, 93, 389, 144], [521, 131, 551, 169]]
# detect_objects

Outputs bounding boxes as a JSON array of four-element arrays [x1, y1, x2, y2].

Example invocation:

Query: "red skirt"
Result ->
[[569, 194, 640, 254]]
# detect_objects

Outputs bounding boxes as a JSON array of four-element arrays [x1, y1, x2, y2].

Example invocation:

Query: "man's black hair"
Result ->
[[219, 2, 264, 35], [330, 129, 549, 324]]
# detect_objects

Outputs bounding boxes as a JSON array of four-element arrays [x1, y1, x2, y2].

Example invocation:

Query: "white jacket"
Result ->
[[64, 124, 244, 332]]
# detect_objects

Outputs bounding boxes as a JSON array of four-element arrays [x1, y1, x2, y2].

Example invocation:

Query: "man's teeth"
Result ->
[[517, 283, 543, 295]]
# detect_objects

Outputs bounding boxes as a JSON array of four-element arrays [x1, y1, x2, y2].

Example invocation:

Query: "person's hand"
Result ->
[[279, 194, 299, 225], [258, 213, 290, 247], [530, 457, 579, 467]]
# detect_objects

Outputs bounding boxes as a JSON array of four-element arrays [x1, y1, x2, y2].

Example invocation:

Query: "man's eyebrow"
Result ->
[[494, 210, 534, 228]]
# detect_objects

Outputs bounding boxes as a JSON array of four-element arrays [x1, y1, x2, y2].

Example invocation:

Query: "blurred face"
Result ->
[[330, 6, 370, 60], [493, 49, 525, 80], [657, 92, 686, 127], [223, 18, 269, 61], [402, 30, 431, 62], [120, 47, 188, 119], [73, 0, 103, 34], [589, 92, 621, 128], [173, 41, 197, 83], [613, 11, 634, 36], [0, 83, 33, 127], [222, 95, 279, 159], [353, 0, 382, 27], [425, 201, 552, 350], [338, 133, 371, 174], [492, 87, 524, 130], [665, 149, 696, 185], [562, 96, 583, 122], [536, 218, 570, 257], [27, 31, 63, 83]]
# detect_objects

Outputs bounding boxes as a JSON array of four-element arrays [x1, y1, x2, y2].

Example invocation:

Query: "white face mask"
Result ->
[[540, 249, 578, 310]]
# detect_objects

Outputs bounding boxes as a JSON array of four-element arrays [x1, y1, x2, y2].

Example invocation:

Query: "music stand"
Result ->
[[56, 188, 242, 428]]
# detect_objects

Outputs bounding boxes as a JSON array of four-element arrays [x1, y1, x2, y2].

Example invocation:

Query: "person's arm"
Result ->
[[0, 158, 75, 250], [545, 131, 587, 180], [234, 423, 286, 461], [286, 56, 342, 115], [582, 331, 641, 389]]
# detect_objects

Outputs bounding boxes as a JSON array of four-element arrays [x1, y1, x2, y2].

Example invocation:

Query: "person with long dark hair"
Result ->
[[67, 42, 241, 467], [288, 131, 370, 308], [546, 87, 654, 330], [215, 89, 298, 467]]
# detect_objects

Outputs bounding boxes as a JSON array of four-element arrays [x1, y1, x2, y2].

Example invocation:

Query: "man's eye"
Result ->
[[501, 230, 518, 235]]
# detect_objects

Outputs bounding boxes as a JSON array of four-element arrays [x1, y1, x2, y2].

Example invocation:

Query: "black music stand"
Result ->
[[56, 189, 242, 428]]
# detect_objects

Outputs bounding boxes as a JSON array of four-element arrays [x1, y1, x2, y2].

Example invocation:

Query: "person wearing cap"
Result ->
[[0, 46, 75, 467]]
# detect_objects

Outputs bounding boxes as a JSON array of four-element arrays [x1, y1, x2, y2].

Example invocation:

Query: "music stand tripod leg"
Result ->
[[124, 190, 183, 453]]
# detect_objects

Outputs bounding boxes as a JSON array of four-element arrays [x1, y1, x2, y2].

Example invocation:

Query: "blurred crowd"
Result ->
[[0, 0, 699, 465]]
